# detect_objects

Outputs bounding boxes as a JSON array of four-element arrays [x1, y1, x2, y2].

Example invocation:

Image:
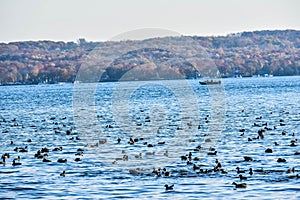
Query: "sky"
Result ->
[[0, 0, 299, 42]]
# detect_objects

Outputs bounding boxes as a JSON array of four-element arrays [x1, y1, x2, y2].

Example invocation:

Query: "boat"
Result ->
[[199, 80, 221, 85]]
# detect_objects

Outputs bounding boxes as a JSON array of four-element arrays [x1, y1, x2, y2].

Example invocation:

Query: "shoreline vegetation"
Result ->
[[0, 30, 300, 85]]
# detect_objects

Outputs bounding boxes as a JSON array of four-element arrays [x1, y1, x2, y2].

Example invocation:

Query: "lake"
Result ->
[[0, 76, 300, 199]]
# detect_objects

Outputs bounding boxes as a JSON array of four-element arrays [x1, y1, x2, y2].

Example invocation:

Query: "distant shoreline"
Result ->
[[4, 74, 300, 87], [1, 30, 299, 85]]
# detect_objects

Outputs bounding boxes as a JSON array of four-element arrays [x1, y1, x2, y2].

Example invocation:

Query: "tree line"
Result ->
[[0, 30, 299, 85]]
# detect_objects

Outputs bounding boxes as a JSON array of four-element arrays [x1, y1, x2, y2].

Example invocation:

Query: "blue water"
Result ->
[[0, 76, 300, 199]]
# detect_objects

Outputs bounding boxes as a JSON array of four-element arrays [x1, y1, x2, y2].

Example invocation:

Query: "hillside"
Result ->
[[0, 30, 300, 84]]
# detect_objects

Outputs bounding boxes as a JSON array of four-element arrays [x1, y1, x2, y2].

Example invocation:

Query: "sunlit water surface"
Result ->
[[1, 76, 300, 199]]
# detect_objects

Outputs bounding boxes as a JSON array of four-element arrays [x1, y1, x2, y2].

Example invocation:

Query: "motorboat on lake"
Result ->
[[199, 80, 221, 85]]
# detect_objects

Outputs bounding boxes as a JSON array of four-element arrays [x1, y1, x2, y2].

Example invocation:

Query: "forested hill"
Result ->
[[0, 30, 300, 84]]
